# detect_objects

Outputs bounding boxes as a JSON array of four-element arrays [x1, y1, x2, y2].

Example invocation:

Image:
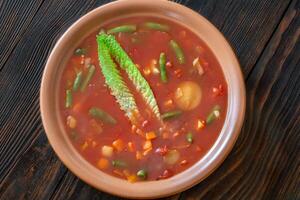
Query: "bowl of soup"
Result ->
[[40, 0, 245, 198]]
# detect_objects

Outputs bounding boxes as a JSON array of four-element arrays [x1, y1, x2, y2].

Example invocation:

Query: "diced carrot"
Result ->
[[136, 151, 142, 160], [113, 169, 124, 177], [81, 141, 88, 150], [127, 175, 137, 183], [143, 140, 152, 150], [112, 139, 124, 152], [131, 125, 137, 133], [128, 142, 135, 152], [143, 148, 152, 156], [196, 119, 206, 130], [174, 69, 183, 78], [72, 103, 81, 113], [97, 158, 109, 169], [146, 131, 157, 140]]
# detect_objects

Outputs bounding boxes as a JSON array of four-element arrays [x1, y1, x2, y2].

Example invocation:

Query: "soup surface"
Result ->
[[59, 16, 227, 182]]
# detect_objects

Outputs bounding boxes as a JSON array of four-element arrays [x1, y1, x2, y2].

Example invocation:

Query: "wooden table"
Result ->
[[0, 0, 299, 199]]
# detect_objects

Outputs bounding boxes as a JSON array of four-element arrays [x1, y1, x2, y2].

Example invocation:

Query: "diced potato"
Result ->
[[127, 175, 137, 183], [145, 131, 157, 140], [97, 158, 109, 169], [143, 140, 152, 150], [102, 145, 113, 157], [127, 142, 135, 152], [163, 149, 180, 165], [196, 119, 206, 130], [136, 151, 143, 160], [112, 139, 124, 152], [174, 81, 202, 111], [67, 115, 77, 129]]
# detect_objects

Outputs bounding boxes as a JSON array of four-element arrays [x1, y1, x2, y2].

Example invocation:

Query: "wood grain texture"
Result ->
[[0, 0, 299, 199], [180, 0, 300, 199], [0, 0, 44, 70]]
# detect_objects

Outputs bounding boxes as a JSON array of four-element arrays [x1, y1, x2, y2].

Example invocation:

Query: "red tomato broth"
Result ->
[[59, 16, 227, 182]]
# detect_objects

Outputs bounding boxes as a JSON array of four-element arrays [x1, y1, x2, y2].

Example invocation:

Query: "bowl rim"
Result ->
[[40, 0, 246, 198]]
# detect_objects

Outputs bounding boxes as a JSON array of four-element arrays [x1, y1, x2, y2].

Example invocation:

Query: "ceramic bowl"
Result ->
[[40, 0, 245, 198]]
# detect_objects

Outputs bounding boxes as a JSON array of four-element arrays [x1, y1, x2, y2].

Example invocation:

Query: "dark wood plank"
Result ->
[[180, 0, 300, 199], [0, 0, 298, 199], [176, 0, 292, 77], [0, 133, 66, 200], [0, 0, 112, 197], [0, 0, 45, 70]]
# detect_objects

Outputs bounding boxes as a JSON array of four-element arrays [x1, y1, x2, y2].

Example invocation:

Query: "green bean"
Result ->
[[80, 65, 95, 92], [206, 105, 221, 124], [89, 107, 117, 124], [112, 160, 127, 168], [169, 40, 185, 64], [144, 22, 170, 32], [161, 110, 182, 120], [72, 71, 83, 91], [74, 48, 87, 56], [159, 52, 167, 83], [107, 25, 136, 34], [137, 169, 147, 179], [186, 132, 193, 143], [65, 89, 72, 108]]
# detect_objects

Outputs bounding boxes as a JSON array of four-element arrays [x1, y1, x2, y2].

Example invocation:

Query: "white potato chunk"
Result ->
[[174, 81, 202, 111], [163, 149, 180, 165], [102, 145, 113, 157]]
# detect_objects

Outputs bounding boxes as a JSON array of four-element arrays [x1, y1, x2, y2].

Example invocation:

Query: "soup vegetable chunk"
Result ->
[[60, 16, 227, 182]]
